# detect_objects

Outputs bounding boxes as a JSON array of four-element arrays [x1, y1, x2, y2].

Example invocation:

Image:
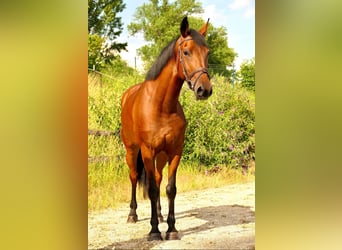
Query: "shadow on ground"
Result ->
[[98, 204, 254, 250]]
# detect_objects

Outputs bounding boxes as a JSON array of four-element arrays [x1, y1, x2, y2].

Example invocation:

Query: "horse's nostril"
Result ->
[[196, 85, 212, 98], [197, 86, 204, 96]]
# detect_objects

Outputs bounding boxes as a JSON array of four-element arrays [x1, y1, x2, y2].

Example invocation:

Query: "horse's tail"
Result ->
[[137, 149, 148, 199]]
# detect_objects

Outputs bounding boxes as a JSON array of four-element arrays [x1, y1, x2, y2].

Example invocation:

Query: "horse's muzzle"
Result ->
[[195, 83, 213, 100]]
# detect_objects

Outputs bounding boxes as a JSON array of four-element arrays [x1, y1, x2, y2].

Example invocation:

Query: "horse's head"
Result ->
[[177, 16, 212, 100]]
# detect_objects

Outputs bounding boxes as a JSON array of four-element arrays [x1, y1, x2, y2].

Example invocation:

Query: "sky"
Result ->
[[117, 0, 255, 71]]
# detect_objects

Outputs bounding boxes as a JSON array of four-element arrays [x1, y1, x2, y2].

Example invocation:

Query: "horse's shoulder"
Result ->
[[121, 83, 142, 108]]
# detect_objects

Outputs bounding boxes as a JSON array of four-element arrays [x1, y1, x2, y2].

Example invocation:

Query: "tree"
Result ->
[[128, 0, 236, 76], [238, 58, 255, 91], [105, 57, 135, 76], [128, 0, 202, 69], [128, 0, 236, 75], [88, 0, 127, 70], [205, 24, 236, 77]]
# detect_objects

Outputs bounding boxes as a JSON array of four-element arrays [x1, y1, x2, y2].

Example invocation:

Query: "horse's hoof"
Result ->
[[165, 231, 179, 240], [127, 215, 138, 223], [148, 232, 162, 241], [158, 215, 164, 223]]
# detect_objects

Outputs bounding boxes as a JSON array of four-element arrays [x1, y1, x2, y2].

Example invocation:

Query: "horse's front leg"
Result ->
[[165, 154, 181, 240], [156, 151, 168, 223], [125, 147, 139, 223], [141, 146, 162, 241]]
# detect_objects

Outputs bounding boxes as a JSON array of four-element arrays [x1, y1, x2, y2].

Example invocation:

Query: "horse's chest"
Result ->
[[143, 115, 186, 150]]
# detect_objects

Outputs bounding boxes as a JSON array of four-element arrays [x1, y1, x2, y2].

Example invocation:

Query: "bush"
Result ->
[[88, 70, 143, 169], [88, 67, 143, 131], [88, 74, 255, 169], [238, 58, 255, 91], [180, 75, 255, 168]]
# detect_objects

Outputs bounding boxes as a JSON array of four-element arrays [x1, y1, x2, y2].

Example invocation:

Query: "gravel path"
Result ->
[[88, 182, 255, 249]]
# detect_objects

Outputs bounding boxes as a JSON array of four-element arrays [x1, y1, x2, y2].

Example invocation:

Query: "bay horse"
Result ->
[[120, 16, 212, 241]]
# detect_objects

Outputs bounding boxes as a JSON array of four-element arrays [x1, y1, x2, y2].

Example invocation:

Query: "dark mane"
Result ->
[[145, 39, 177, 80], [145, 29, 208, 81]]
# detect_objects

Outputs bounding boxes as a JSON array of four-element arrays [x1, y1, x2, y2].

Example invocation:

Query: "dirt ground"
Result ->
[[88, 182, 255, 250]]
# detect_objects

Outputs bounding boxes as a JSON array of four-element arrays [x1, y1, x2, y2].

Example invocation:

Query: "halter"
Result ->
[[178, 38, 210, 90]]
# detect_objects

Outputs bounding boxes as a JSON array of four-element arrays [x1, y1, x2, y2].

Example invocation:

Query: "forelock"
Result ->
[[189, 29, 208, 47]]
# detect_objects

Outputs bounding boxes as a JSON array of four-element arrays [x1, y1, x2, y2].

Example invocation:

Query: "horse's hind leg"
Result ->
[[156, 152, 168, 223], [125, 147, 139, 223]]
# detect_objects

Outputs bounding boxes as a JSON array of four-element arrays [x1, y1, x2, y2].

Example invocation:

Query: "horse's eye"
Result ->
[[183, 49, 190, 56]]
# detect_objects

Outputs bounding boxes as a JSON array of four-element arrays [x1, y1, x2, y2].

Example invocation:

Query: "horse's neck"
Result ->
[[148, 62, 183, 114]]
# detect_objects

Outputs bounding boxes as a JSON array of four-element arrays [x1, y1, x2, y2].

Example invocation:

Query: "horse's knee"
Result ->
[[129, 171, 138, 183], [166, 184, 177, 199], [155, 174, 162, 187]]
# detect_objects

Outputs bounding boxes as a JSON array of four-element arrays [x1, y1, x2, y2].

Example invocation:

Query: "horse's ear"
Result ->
[[180, 16, 190, 38], [198, 18, 210, 37]]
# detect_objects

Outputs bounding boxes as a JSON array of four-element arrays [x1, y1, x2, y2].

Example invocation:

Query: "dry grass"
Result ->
[[88, 161, 255, 211]]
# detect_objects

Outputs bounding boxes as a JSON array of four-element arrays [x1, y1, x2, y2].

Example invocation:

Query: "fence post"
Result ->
[[227, 64, 235, 89], [92, 65, 103, 87]]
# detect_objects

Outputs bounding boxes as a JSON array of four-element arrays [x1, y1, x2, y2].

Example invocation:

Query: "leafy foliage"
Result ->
[[128, 0, 202, 69], [105, 57, 136, 76], [238, 57, 255, 91], [88, 74, 254, 169], [88, 34, 108, 70], [128, 0, 236, 73], [88, 65, 143, 131], [128, 0, 202, 44], [88, 0, 127, 70], [206, 25, 236, 77], [180, 76, 255, 167]]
